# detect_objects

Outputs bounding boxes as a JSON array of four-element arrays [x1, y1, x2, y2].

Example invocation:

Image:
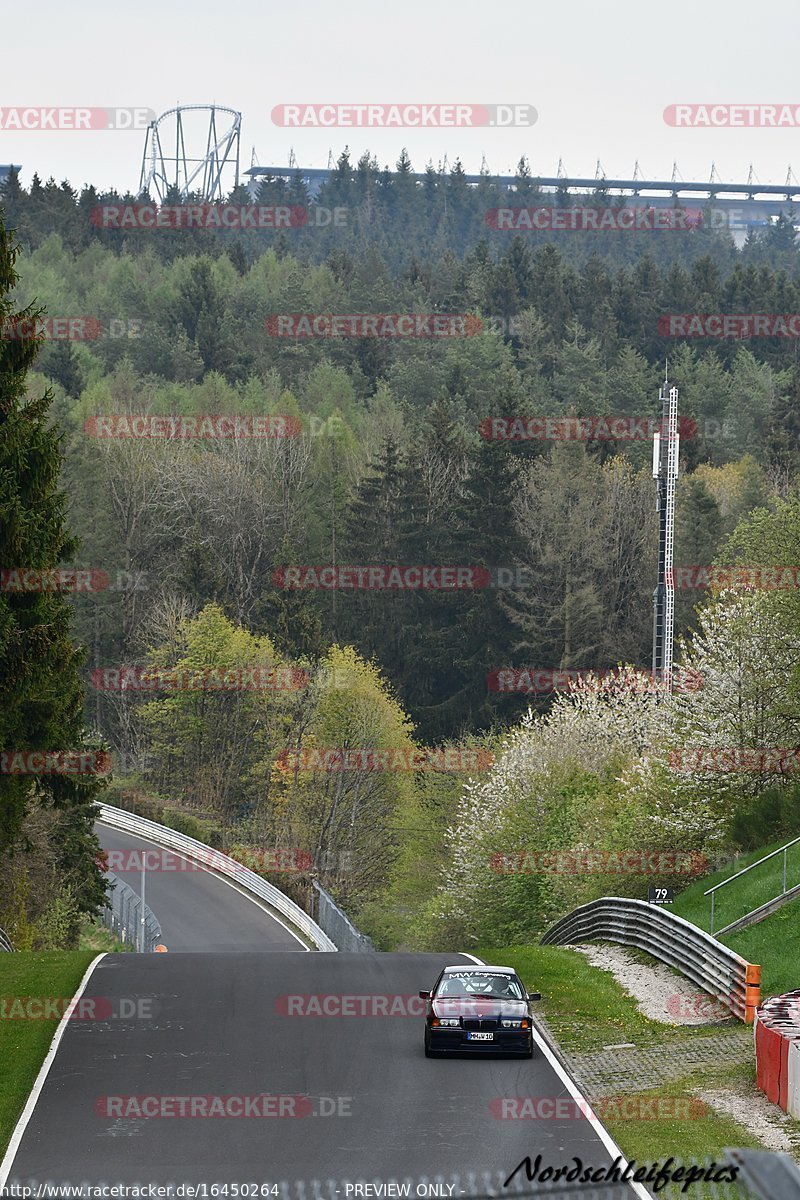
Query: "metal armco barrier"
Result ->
[[0, 926, 13, 952], [542, 896, 761, 1022], [96, 803, 337, 951], [313, 880, 374, 952], [754, 991, 800, 1117], [101, 871, 162, 951]]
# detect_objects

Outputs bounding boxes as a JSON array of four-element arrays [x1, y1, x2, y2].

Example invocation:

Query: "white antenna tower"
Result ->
[[652, 378, 680, 690]]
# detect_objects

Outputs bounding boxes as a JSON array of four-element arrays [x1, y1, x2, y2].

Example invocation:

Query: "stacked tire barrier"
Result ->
[[754, 991, 800, 1115], [0, 926, 13, 952], [542, 896, 761, 1022]]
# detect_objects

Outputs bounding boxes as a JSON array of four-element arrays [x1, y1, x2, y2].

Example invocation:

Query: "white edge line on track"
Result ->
[[461, 950, 652, 1200], [97, 821, 310, 952], [0, 952, 108, 1191]]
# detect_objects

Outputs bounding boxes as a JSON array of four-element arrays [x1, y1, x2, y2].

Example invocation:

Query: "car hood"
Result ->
[[432, 996, 528, 1019]]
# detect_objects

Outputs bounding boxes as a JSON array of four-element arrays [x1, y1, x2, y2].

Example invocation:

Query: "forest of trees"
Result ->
[[3, 157, 800, 947]]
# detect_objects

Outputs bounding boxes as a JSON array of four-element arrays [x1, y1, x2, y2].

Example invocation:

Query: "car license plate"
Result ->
[[467, 1031, 494, 1041]]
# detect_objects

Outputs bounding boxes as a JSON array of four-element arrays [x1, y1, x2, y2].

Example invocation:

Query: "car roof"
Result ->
[[442, 964, 515, 974]]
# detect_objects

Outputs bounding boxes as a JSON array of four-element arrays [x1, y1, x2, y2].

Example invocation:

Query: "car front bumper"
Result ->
[[427, 1027, 532, 1054]]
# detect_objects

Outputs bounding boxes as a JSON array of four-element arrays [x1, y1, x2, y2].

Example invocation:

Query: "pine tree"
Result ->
[[0, 169, 27, 243], [338, 437, 409, 684], [0, 212, 106, 927], [674, 475, 724, 637], [428, 439, 527, 736]]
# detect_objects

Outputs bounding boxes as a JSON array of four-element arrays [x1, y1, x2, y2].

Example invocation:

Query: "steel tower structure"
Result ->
[[652, 379, 680, 689]]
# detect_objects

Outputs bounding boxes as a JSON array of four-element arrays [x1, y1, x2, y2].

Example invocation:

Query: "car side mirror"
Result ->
[[528, 992, 542, 1002], [419, 991, 431, 1000]]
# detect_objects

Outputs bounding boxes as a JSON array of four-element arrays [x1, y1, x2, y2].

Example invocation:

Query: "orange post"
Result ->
[[744, 962, 761, 1023]]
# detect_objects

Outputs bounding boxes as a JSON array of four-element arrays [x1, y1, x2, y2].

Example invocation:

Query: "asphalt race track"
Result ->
[[2, 827, 643, 1197], [3, 954, 642, 1195], [95, 824, 306, 952]]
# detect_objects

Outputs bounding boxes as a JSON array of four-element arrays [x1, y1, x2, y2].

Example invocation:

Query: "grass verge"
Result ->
[[672, 839, 800, 996], [480, 944, 733, 1053], [78, 920, 133, 954], [481, 943, 789, 1195], [672, 838, 800, 933], [0, 951, 97, 1158]]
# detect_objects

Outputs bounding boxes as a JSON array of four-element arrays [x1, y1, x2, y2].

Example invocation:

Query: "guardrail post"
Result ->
[[710, 889, 715, 936], [139, 862, 147, 952], [745, 964, 762, 1024], [784, 846, 788, 895]]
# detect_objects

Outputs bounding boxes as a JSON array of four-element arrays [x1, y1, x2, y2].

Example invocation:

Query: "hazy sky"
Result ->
[[4, 0, 800, 193]]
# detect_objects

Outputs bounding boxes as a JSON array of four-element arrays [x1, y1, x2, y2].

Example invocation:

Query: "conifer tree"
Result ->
[[0, 211, 106, 928]]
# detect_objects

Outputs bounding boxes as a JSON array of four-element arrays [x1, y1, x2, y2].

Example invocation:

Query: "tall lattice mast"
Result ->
[[652, 378, 680, 689]]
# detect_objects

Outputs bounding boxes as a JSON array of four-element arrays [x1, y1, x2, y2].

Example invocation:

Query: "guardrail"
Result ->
[[96, 803, 337, 952], [542, 896, 761, 1023], [101, 871, 162, 951], [313, 881, 374, 952], [0, 927, 13, 952], [706, 835, 800, 934]]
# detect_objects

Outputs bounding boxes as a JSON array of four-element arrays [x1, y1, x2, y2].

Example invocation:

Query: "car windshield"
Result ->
[[436, 971, 524, 999]]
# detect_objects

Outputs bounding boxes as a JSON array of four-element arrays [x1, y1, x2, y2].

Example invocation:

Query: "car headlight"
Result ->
[[433, 1017, 460, 1027], [501, 1019, 529, 1029]]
